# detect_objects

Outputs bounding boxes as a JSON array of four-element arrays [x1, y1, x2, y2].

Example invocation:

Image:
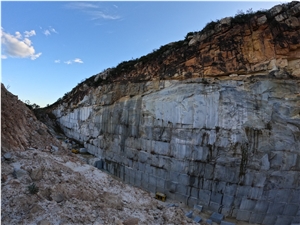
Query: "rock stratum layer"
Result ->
[[49, 2, 300, 225]]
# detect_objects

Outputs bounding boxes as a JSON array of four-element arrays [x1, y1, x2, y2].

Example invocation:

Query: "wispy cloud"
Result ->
[[62, 58, 83, 65], [44, 30, 51, 36], [64, 60, 72, 65], [24, 30, 36, 38], [89, 11, 120, 20], [66, 2, 120, 21], [54, 59, 60, 63], [42, 26, 58, 36], [67, 2, 99, 9], [1, 28, 42, 60], [73, 58, 83, 63]]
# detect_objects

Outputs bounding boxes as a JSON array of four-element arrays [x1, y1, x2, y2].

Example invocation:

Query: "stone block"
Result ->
[[249, 212, 265, 224], [148, 184, 156, 193], [166, 181, 177, 193], [220, 221, 236, 225], [194, 216, 202, 223], [193, 145, 209, 161], [222, 195, 234, 207], [289, 190, 300, 204], [292, 216, 300, 223], [210, 192, 223, 204], [275, 189, 291, 203], [247, 187, 263, 200], [236, 186, 251, 198], [138, 151, 148, 163], [209, 202, 221, 212], [187, 197, 198, 208], [189, 176, 199, 188], [221, 207, 232, 217], [177, 184, 190, 196], [267, 202, 285, 214], [275, 216, 293, 225], [148, 175, 157, 187], [185, 211, 193, 218], [212, 181, 226, 193], [175, 193, 188, 204], [154, 141, 170, 155], [236, 210, 251, 221], [283, 204, 299, 216], [206, 219, 212, 224], [214, 165, 239, 183], [156, 177, 165, 189], [204, 164, 215, 179], [253, 200, 269, 213], [179, 173, 190, 186], [224, 183, 237, 196], [170, 160, 186, 173], [194, 204, 203, 213], [239, 198, 256, 211], [209, 212, 224, 223], [191, 187, 199, 199], [202, 178, 212, 190], [169, 171, 180, 182], [199, 189, 211, 206], [263, 215, 277, 225]]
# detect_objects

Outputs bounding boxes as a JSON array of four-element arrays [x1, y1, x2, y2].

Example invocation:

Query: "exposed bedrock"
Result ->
[[50, 2, 300, 224], [53, 78, 300, 224]]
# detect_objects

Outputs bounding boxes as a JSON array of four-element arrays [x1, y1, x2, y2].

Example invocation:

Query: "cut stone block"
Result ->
[[206, 219, 212, 224], [193, 216, 202, 223], [209, 212, 224, 223], [221, 221, 236, 225], [185, 211, 193, 218], [194, 204, 203, 213]]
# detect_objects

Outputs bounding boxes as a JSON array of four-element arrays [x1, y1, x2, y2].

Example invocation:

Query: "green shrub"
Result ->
[[27, 183, 39, 194]]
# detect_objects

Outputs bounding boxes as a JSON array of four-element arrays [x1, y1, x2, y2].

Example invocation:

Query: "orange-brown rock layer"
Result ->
[[101, 2, 300, 83]]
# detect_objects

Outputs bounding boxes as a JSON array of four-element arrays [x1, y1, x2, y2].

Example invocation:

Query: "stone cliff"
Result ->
[[48, 2, 300, 225]]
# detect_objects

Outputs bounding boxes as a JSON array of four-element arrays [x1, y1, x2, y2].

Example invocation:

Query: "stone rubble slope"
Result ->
[[1, 84, 62, 152], [1, 149, 200, 225]]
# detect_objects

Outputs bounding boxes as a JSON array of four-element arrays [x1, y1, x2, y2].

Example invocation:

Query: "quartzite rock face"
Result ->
[[50, 3, 300, 225], [53, 78, 300, 224]]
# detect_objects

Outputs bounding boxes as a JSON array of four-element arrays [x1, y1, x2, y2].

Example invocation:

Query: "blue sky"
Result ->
[[1, 1, 286, 107]]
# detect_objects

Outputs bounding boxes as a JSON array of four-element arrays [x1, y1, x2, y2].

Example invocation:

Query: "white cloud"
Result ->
[[23, 38, 32, 46], [73, 58, 83, 63], [15, 31, 22, 39], [1, 55, 7, 59], [1, 28, 42, 60], [43, 30, 51, 36], [64, 60, 72, 65], [24, 30, 36, 37], [54, 59, 60, 63]]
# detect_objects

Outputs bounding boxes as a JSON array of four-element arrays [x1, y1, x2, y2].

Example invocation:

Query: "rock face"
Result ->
[[1, 84, 62, 152], [50, 3, 300, 225]]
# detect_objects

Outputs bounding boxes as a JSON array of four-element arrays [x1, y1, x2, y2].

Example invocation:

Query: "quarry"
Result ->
[[2, 2, 300, 225]]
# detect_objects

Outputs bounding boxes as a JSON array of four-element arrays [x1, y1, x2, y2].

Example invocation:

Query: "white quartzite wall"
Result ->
[[53, 78, 300, 225]]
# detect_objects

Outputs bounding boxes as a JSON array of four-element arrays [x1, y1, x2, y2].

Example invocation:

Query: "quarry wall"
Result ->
[[53, 78, 300, 225], [51, 2, 300, 224]]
